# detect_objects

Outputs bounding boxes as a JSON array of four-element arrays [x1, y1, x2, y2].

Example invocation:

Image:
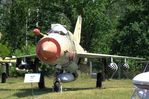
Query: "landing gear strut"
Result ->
[[1, 63, 8, 83]]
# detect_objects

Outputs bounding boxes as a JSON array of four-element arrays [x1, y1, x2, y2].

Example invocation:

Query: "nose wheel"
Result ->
[[53, 78, 62, 92]]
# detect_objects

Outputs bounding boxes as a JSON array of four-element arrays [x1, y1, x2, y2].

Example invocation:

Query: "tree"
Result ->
[[0, 43, 10, 57], [111, 0, 149, 58]]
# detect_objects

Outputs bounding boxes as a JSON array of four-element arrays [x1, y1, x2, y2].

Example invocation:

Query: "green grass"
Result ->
[[0, 75, 135, 99]]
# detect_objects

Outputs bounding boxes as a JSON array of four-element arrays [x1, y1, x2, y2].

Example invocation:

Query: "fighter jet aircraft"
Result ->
[[3, 16, 144, 91]]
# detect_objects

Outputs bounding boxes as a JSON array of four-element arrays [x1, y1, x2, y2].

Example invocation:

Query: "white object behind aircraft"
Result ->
[[132, 72, 149, 99]]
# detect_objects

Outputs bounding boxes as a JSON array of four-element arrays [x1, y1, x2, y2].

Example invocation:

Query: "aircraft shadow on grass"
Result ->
[[12, 87, 97, 98]]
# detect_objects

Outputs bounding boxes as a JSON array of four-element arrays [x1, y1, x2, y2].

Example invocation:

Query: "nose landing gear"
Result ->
[[53, 78, 62, 92]]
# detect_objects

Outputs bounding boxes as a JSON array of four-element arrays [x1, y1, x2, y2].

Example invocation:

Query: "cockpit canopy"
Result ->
[[48, 24, 68, 35]]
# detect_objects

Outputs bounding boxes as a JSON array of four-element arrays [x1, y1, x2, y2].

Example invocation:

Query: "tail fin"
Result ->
[[73, 16, 82, 43]]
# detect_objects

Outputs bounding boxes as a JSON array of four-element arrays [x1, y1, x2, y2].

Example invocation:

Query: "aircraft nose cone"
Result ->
[[36, 37, 61, 64], [41, 41, 57, 59]]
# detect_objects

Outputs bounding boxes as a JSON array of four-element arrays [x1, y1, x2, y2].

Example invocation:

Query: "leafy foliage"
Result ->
[[0, 43, 10, 57], [13, 44, 35, 56], [112, 0, 149, 58]]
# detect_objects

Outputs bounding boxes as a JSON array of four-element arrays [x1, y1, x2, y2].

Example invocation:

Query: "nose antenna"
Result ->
[[33, 28, 46, 37]]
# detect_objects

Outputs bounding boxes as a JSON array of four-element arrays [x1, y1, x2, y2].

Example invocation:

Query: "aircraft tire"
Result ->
[[96, 72, 103, 88], [53, 81, 61, 92], [1, 72, 7, 83], [38, 72, 45, 89]]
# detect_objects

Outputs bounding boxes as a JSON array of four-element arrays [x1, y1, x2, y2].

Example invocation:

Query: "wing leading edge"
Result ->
[[6, 54, 36, 60], [0, 58, 16, 63], [77, 52, 144, 60]]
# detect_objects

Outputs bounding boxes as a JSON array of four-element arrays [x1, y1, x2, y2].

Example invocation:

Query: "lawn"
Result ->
[[0, 75, 135, 99]]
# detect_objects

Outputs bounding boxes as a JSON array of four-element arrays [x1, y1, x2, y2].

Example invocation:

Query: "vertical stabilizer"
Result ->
[[73, 16, 82, 43]]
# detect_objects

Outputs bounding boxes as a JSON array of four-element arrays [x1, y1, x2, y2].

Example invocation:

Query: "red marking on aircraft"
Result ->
[[36, 37, 61, 64]]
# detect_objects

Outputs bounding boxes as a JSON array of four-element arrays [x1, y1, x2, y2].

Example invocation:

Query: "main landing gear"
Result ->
[[96, 72, 103, 88], [1, 72, 7, 83]]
